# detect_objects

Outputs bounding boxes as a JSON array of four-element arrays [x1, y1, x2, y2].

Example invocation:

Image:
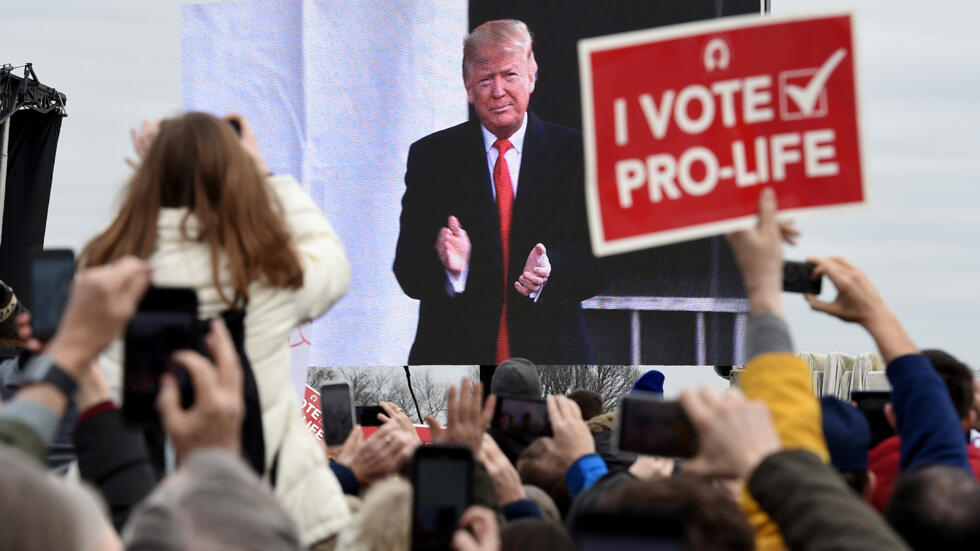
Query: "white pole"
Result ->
[[0, 117, 9, 244]]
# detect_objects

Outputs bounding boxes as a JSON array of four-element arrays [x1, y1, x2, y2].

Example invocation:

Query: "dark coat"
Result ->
[[393, 113, 606, 364]]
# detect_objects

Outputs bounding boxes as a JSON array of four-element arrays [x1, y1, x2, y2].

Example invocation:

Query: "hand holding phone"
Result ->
[[123, 286, 200, 426], [783, 260, 822, 294]]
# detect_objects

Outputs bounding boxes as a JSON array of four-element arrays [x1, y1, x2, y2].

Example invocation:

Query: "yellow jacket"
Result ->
[[739, 353, 830, 551]]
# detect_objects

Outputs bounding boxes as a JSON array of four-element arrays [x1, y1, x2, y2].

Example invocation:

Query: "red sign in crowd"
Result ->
[[301, 385, 433, 443], [579, 12, 866, 256]]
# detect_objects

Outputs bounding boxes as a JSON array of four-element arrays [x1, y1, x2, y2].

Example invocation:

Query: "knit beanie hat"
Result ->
[[631, 369, 665, 396], [491, 357, 542, 398], [820, 396, 871, 471]]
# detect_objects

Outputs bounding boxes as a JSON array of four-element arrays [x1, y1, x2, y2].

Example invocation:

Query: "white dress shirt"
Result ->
[[445, 114, 541, 300]]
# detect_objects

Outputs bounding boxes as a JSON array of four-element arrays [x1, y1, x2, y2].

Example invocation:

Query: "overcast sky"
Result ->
[[3, 1, 978, 392]]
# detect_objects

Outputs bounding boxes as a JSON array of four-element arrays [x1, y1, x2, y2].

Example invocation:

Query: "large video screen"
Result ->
[[182, 0, 761, 366]]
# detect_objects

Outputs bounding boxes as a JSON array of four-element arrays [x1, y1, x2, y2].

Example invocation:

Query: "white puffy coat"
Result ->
[[99, 175, 352, 544]]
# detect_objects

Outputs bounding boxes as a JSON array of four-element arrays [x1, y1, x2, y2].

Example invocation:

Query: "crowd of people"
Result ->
[[1, 17, 979, 551]]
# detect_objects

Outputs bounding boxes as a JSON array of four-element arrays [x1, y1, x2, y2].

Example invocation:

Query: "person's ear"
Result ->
[[964, 409, 977, 435], [884, 403, 897, 431], [863, 469, 877, 503], [465, 81, 476, 105]]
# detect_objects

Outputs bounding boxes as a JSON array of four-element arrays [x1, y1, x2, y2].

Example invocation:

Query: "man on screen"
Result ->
[[394, 19, 605, 365]]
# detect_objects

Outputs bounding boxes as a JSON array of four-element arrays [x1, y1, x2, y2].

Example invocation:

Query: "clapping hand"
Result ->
[[436, 215, 472, 277], [515, 243, 550, 297]]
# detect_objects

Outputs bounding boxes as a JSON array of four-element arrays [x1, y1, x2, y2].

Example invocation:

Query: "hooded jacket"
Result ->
[[586, 412, 636, 473]]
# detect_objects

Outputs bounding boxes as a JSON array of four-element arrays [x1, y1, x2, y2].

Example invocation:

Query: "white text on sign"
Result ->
[[613, 49, 847, 208]]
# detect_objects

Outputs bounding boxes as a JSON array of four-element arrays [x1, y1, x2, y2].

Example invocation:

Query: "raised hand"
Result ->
[[436, 215, 472, 277], [452, 506, 501, 551], [725, 188, 788, 316], [545, 395, 595, 467], [46, 256, 152, 375], [679, 386, 781, 480], [223, 113, 270, 176], [157, 318, 245, 463], [804, 256, 916, 362], [804, 257, 889, 325], [425, 377, 495, 455], [377, 401, 421, 444], [125, 119, 160, 169], [477, 433, 526, 506], [515, 243, 551, 297], [342, 421, 417, 487]]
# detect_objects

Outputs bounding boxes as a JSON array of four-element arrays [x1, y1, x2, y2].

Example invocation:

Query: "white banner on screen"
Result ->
[[182, 0, 468, 369]]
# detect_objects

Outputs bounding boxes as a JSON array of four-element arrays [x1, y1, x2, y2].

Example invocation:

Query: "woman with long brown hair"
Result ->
[[81, 112, 351, 544]]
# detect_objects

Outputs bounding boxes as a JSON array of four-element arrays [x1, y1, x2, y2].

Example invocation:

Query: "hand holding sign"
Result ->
[[580, 12, 864, 256]]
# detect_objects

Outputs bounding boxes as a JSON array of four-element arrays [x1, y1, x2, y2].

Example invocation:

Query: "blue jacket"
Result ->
[[888, 354, 971, 473]]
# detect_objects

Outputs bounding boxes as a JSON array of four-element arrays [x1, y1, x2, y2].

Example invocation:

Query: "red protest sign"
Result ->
[[302, 384, 324, 441], [579, 12, 866, 256]]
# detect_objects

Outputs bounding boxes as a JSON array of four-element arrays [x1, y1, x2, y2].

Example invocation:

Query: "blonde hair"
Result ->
[[336, 476, 412, 551], [462, 19, 538, 82]]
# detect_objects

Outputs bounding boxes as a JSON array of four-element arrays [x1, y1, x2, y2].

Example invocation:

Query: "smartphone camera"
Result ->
[[412, 445, 472, 550], [492, 394, 551, 438], [616, 393, 699, 458], [29, 249, 75, 342], [122, 287, 200, 426]]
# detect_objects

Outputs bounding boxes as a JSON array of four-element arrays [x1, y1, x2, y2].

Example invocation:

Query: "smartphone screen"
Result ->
[[29, 249, 75, 342], [783, 260, 822, 294], [356, 405, 386, 427], [122, 287, 199, 426], [492, 395, 551, 437], [616, 394, 699, 458], [412, 445, 472, 550], [851, 390, 895, 449], [320, 382, 355, 446], [577, 512, 686, 551]]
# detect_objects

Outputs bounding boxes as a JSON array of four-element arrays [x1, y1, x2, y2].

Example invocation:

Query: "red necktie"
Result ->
[[493, 138, 513, 364]]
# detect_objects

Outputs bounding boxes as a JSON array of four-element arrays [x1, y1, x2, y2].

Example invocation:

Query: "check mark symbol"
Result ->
[[785, 48, 847, 116]]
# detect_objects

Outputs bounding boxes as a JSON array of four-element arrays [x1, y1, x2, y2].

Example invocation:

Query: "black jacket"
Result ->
[[393, 113, 606, 364]]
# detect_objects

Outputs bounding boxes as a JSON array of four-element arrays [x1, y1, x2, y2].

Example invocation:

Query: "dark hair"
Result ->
[[885, 465, 980, 551], [517, 438, 572, 517], [922, 349, 974, 421], [501, 518, 575, 551], [568, 389, 603, 420], [590, 476, 754, 551], [840, 469, 870, 495]]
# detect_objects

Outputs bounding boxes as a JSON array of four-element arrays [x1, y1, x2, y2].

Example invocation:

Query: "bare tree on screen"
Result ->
[[537, 365, 642, 412]]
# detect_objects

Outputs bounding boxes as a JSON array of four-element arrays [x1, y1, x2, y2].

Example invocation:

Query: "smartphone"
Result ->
[[616, 393, 699, 458], [320, 382, 355, 446], [492, 394, 552, 438], [783, 260, 822, 294], [356, 405, 387, 427], [412, 445, 472, 550], [122, 287, 200, 426], [577, 511, 686, 551], [29, 249, 75, 341], [851, 390, 895, 449]]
